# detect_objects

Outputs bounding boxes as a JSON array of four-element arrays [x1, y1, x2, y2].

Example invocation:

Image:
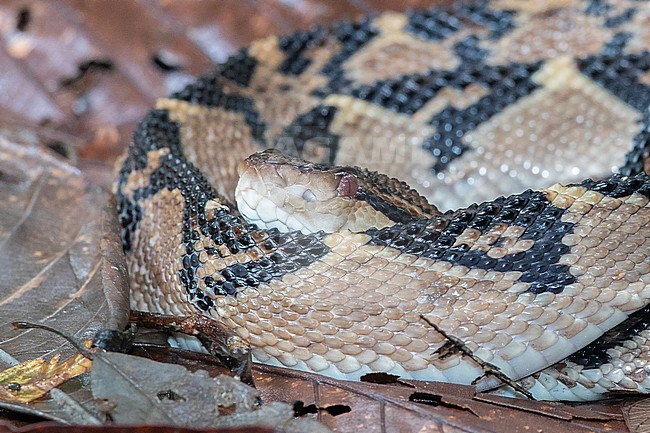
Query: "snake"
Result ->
[[115, 0, 650, 401]]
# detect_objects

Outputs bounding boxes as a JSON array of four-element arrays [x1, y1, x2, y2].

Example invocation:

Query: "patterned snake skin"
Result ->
[[116, 0, 650, 401]]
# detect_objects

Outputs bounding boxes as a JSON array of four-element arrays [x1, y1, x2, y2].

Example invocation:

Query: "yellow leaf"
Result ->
[[0, 345, 92, 403]]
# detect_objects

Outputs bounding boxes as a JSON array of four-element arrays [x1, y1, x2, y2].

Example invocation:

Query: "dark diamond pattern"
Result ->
[[172, 74, 267, 142], [278, 27, 329, 76]]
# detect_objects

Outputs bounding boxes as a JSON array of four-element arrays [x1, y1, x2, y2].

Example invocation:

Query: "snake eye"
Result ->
[[337, 173, 358, 197], [302, 189, 317, 202]]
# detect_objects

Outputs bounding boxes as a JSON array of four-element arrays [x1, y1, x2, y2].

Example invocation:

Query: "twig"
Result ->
[[420, 315, 534, 400], [12, 321, 94, 359]]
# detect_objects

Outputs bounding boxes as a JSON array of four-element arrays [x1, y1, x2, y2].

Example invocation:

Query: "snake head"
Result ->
[[235, 149, 437, 234]]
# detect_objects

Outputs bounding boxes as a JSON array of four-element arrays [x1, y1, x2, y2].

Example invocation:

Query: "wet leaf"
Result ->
[[0, 130, 129, 422]]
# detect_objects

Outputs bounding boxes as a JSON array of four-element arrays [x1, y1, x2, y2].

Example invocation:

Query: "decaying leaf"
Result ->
[[0, 131, 129, 423], [0, 352, 91, 403], [91, 352, 331, 432], [623, 398, 650, 433], [0, 424, 281, 433], [130, 345, 629, 433]]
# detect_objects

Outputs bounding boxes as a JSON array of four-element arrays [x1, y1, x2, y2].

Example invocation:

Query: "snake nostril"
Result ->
[[337, 173, 359, 197]]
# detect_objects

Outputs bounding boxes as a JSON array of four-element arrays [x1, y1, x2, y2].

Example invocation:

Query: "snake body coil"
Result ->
[[117, 1, 650, 401]]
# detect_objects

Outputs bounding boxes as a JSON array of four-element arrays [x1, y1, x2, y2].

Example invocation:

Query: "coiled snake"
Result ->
[[116, 1, 650, 401]]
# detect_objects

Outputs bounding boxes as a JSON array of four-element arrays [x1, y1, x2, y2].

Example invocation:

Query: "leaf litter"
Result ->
[[90, 351, 331, 432], [0, 128, 128, 424], [0, 116, 640, 433]]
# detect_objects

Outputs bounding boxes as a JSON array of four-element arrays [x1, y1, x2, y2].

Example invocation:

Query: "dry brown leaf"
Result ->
[[0, 420, 280, 433], [623, 399, 650, 433], [0, 130, 129, 423], [0, 423, 280, 433], [90, 352, 331, 432], [130, 345, 629, 433]]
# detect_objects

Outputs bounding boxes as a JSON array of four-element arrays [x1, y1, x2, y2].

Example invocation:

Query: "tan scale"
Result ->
[[156, 98, 260, 200], [429, 56, 643, 210], [451, 224, 536, 257], [342, 12, 459, 85], [243, 33, 342, 140], [128, 188, 195, 318], [411, 83, 489, 124], [241, 55, 333, 139], [489, 0, 580, 14], [323, 95, 439, 199], [485, 5, 614, 65], [223, 174, 650, 385], [624, 6, 650, 55], [122, 148, 170, 196]]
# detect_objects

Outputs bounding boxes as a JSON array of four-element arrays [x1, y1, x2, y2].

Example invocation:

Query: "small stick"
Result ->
[[12, 321, 94, 360], [420, 315, 534, 399]]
